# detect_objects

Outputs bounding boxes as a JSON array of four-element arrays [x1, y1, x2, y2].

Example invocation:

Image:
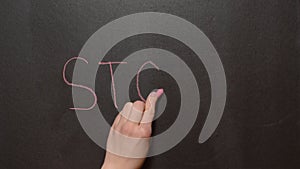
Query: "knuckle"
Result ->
[[133, 100, 145, 107], [123, 102, 133, 109], [120, 123, 134, 134], [140, 127, 152, 137], [134, 100, 144, 104]]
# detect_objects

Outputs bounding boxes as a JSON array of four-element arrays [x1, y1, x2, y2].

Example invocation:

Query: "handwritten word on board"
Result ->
[[63, 57, 160, 110]]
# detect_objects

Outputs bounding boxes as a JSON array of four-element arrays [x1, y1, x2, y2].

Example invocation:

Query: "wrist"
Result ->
[[101, 164, 114, 169], [101, 162, 120, 169]]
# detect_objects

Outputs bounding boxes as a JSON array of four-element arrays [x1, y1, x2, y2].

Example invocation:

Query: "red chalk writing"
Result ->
[[99, 61, 127, 109], [63, 57, 97, 110], [136, 61, 160, 102], [63, 57, 160, 110]]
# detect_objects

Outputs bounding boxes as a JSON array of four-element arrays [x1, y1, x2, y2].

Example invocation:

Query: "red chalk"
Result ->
[[156, 88, 164, 98]]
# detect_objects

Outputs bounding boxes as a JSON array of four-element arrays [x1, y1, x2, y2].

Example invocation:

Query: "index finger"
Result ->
[[140, 89, 164, 124]]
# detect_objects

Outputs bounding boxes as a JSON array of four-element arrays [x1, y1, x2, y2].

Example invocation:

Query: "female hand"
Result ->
[[101, 89, 163, 169]]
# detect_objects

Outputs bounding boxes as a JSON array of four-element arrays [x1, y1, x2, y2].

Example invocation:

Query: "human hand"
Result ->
[[101, 89, 164, 169]]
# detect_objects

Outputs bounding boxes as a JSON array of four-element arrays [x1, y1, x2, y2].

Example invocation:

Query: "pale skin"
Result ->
[[101, 90, 163, 169]]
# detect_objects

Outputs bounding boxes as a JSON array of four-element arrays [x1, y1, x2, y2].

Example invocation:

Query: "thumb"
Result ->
[[140, 89, 164, 123]]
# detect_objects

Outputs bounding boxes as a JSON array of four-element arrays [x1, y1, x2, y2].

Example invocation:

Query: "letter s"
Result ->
[[62, 57, 97, 110]]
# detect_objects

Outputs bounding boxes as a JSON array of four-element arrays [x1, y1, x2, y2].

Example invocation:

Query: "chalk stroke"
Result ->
[[64, 58, 159, 110], [136, 61, 160, 102], [99, 61, 127, 109], [63, 57, 97, 110]]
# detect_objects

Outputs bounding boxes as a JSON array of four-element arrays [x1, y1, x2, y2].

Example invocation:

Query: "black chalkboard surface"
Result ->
[[1, 0, 299, 169]]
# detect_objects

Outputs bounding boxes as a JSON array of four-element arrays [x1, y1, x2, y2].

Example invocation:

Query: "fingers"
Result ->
[[113, 89, 163, 130], [144, 89, 163, 122], [129, 101, 144, 123], [107, 89, 163, 158], [107, 101, 150, 158], [132, 100, 145, 112], [144, 89, 164, 112], [117, 102, 133, 126], [116, 100, 145, 127], [140, 89, 164, 126]]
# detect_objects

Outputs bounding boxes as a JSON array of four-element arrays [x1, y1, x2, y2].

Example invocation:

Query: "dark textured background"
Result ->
[[0, 0, 299, 169]]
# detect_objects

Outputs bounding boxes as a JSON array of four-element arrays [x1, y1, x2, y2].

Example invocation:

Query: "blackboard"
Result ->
[[1, 0, 299, 169]]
